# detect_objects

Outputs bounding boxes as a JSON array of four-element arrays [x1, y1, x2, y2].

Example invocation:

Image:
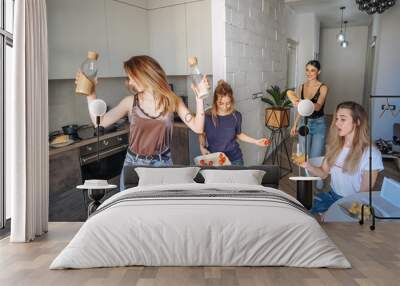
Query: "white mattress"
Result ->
[[50, 183, 350, 269]]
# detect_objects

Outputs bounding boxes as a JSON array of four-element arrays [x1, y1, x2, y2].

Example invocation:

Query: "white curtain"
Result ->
[[8, 0, 49, 242]]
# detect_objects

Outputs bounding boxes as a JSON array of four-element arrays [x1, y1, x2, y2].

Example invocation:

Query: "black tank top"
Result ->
[[301, 84, 325, 119]]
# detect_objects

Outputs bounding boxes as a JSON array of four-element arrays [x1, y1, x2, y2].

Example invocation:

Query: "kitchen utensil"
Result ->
[[62, 124, 79, 140]]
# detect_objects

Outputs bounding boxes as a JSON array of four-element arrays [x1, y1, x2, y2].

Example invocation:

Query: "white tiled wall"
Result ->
[[224, 0, 288, 164]]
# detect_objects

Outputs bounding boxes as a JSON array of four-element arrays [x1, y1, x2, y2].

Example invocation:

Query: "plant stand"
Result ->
[[262, 127, 292, 178]]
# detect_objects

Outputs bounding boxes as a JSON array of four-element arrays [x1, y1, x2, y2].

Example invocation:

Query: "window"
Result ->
[[1, 0, 14, 229]]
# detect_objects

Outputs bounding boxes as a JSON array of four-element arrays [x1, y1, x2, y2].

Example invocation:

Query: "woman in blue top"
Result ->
[[198, 80, 269, 165]]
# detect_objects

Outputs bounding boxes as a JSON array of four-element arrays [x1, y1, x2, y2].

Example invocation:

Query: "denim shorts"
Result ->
[[310, 190, 343, 214], [119, 150, 173, 191]]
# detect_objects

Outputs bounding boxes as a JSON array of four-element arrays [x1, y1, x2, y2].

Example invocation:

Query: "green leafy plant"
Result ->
[[261, 85, 292, 108]]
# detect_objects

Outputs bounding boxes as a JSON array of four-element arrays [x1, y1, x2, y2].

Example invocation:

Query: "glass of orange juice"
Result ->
[[291, 136, 306, 175]]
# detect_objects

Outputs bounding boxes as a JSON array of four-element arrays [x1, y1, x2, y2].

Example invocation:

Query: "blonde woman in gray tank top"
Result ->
[[76, 55, 207, 191]]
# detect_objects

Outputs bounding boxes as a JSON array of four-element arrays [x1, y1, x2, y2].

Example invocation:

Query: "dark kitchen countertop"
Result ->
[[49, 121, 189, 157]]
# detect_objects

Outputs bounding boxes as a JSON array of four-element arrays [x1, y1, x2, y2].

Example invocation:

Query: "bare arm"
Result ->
[[290, 113, 301, 136], [359, 171, 379, 192], [314, 85, 328, 111], [237, 133, 257, 144], [176, 96, 205, 134], [198, 133, 210, 155], [76, 71, 131, 128], [237, 133, 269, 147], [87, 94, 132, 128], [302, 158, 330, 179], [290, 84, 303, 136]]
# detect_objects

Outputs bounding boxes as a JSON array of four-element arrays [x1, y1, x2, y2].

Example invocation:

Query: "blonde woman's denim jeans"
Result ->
[[119, 151, 173, 191]]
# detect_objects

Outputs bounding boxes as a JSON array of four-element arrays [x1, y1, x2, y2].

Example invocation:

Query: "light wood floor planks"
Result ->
[[0, 222, 399, 286]]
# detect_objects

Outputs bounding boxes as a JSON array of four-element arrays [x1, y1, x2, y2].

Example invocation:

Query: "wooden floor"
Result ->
[[1, 222, 399, 286], [1, 136, 399, 285]]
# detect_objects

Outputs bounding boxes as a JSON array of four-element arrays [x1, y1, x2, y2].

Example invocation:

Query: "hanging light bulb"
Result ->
[[336, 6, 346, 42], [337, 31, 345, 42], [341, 21, 349, 48]]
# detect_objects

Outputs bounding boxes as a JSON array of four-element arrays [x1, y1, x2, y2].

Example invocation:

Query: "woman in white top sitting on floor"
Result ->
[[297, 101, 384, 214]]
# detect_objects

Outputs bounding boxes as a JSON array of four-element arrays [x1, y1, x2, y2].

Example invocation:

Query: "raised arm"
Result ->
[[176, 76, 208, 134], [88, 96, 132, 128], [76, 71, 131, 128], [176, 96, 205, 134]]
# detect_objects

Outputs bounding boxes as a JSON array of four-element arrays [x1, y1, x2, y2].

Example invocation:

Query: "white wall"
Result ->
[[319, 26, 369, 115], [221, 0, 289, 165], [371, 4, 400, 140], [296, 13, 320, 84], [284, 5, 298, 43]]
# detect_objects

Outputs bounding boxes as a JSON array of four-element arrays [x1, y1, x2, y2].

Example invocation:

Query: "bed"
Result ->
[[50, 166, 350, 269]]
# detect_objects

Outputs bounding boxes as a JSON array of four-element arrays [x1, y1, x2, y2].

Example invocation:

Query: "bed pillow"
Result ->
[[200, 169, 266, 185], [135, 167, 200, 186]]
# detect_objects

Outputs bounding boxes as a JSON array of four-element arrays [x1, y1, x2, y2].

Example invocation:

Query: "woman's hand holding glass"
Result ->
[[191, 75, 210, 100], [75, 71, 98, 100]]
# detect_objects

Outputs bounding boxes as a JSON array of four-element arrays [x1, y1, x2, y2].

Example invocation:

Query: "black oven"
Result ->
[[79, 134, 128, 181]]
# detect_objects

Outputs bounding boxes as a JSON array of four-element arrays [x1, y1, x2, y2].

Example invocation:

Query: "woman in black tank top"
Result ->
[[288, 60, 329, 187]]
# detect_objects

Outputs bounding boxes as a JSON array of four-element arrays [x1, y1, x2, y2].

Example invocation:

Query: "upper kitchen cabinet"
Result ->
[[148, 5, 187, 75], [186, 0, 212, 75], [47, 0, 111, 79], [47, 0, 212, 78], [105, 0, 148, 77], [148, 0, 212, 75]]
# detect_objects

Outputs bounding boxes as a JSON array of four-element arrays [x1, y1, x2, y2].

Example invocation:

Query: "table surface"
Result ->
[[289, 176, 321, 181], [76, 185, 117, 190]]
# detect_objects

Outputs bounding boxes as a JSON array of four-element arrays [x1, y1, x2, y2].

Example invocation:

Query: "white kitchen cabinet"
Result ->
[[47, 0, 111, 79], [48, 0, 212, 78], [148, 5, 187, 75], [148, 0, 211, 75], [185, 0, 212, 75], [105, 0, 148, 77]]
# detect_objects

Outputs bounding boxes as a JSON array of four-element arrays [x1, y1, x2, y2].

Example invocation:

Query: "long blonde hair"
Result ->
[[210, 80, 236, 126], [124, 55, 177, 114], [325, 102, 370, 173]]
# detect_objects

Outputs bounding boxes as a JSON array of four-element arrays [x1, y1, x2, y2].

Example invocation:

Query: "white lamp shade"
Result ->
[[89, 99, 107, 116], [337, 32, 345, 42], [298, 99, 315, 117]]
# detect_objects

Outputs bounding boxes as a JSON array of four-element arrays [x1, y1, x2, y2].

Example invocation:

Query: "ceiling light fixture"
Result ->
[[337, 6, 346, 42], [340, 21, 349, 48], [355, 0, 397, 15]]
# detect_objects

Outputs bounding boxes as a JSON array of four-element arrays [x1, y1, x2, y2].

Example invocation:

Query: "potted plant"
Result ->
[[261, 85, 292, 128]]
